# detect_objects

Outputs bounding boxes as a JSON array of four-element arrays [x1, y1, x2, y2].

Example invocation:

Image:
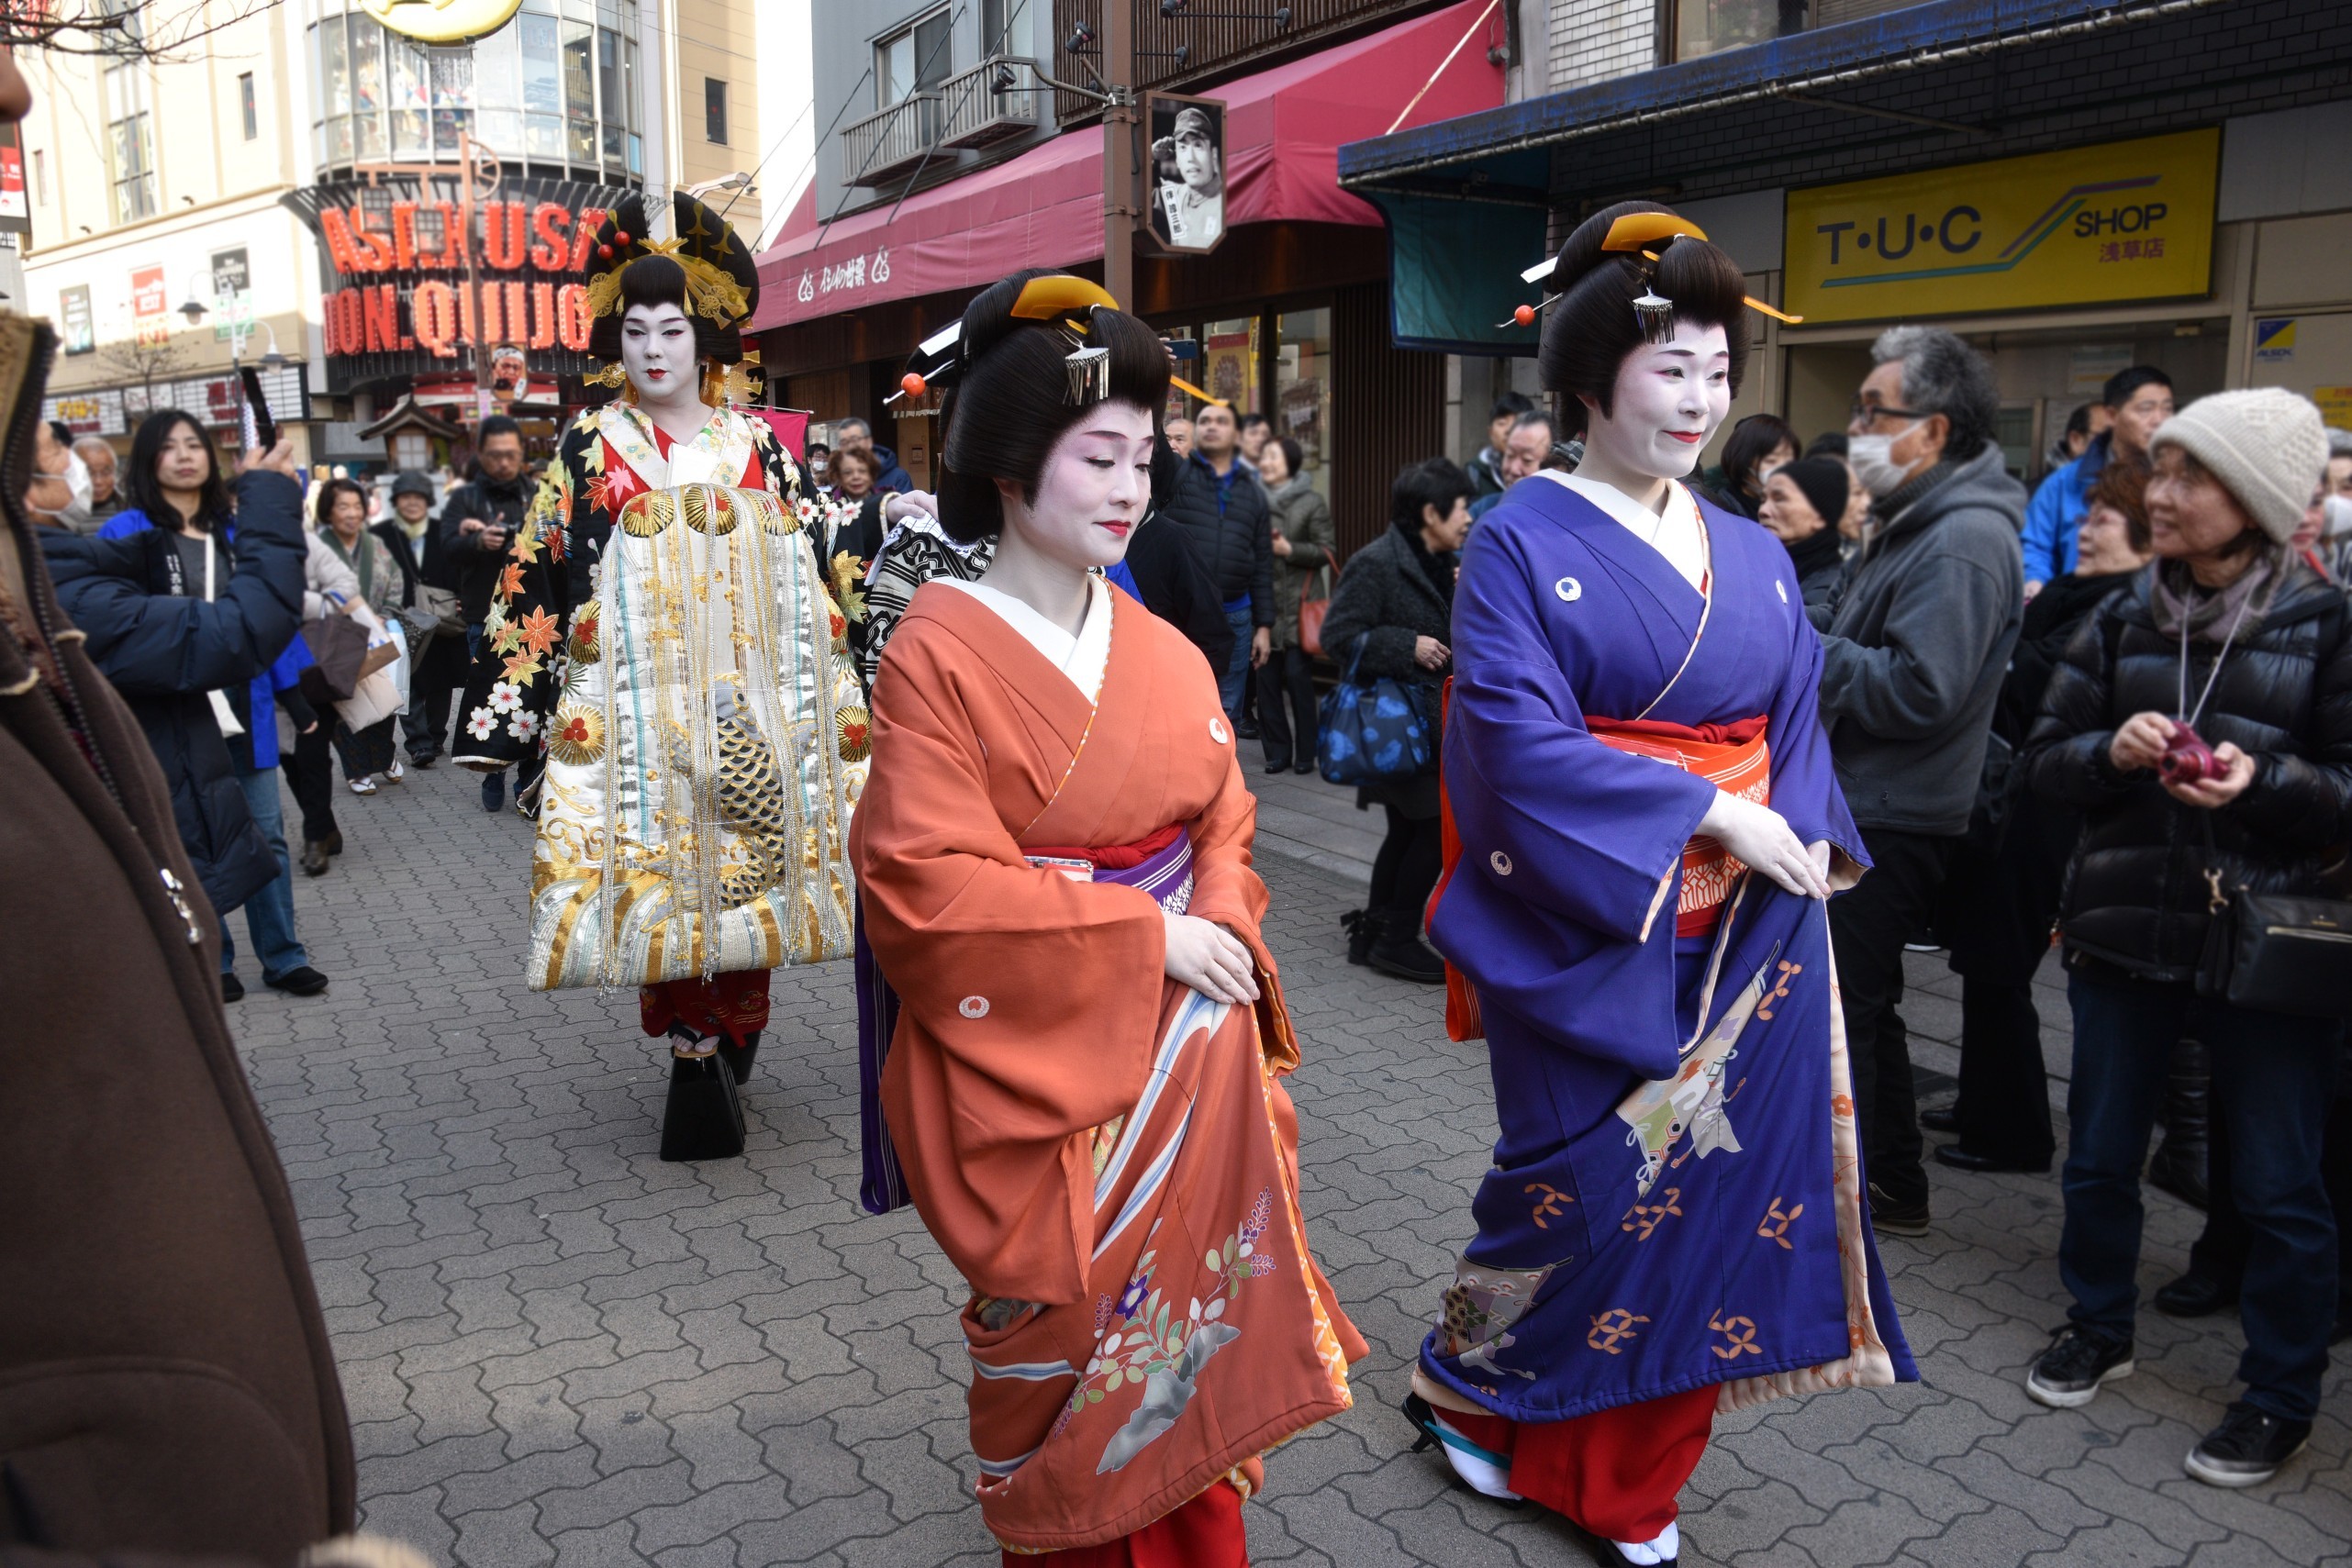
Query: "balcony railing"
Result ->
[[842, 93, 943, 186], [940, 56, 1048, 150], [1051, 0, 1435, 124]]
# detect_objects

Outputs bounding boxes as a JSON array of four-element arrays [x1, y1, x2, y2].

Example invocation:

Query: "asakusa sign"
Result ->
[[284, 174, 634, 393]]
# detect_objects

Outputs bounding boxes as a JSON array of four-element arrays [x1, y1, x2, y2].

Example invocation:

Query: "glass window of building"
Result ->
[[104, 63, 158, 224], [1671, 0, 1918, 61], [705, 76, 727, 145], [307, 0, 638, 178], [877, 8, 952, 107], [239, 72, 258, 140], [1276, 308, 1332, 499]]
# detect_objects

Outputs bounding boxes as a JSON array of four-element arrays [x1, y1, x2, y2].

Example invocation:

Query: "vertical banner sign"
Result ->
[[0, 124, 27, 238], [131, 264, 171, 347], [59, 285, 94, 355], [1783, 129, 2220, 325], [211, 247, 253, 343]]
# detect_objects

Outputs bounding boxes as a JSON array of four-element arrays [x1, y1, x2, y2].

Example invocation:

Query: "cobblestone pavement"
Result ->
[[226, 762, 2351, 1567]]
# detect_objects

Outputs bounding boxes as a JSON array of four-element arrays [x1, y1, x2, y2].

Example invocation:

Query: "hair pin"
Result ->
[[1498, 295, 1564, 329], [1632, 288, 1678, 345], [1065, 345, 1110, 406]]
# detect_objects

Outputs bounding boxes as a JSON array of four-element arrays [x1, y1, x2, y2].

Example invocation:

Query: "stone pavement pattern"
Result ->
[[226, 762, 2352, 1566]]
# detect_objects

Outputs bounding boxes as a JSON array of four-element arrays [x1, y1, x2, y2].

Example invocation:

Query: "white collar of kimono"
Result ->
[[1534, 471, 1707, 592], [936, 573, 1113, 704], [598, 400, 750, 489]]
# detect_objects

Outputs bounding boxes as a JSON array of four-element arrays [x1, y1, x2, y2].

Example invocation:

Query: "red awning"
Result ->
[[750, 0, 1503, 332]]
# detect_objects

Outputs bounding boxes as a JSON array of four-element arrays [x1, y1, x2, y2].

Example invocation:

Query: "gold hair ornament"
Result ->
[[585, 236, 752, 329]]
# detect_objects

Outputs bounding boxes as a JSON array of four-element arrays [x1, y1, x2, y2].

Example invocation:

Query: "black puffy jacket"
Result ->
[[2025, 555, 2352, 983], [1161, 450, 1275, 626], [40, 473, 308, 917]]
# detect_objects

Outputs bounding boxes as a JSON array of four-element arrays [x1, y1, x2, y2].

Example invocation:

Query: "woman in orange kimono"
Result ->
[[853, 271, 1364, 1565]]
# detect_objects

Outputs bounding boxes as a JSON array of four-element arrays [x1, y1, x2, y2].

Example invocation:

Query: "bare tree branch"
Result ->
[[5, 0, 287, 62]]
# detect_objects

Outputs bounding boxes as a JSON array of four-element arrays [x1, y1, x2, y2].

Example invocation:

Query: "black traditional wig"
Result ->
[[584, 191, 757, 369], [1536, 200, 1753, 439], [931, 269, 1170, 545]]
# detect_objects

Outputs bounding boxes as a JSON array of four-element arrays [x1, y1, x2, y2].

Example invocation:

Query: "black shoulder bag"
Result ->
[[2190, 600, 2352, 1018]]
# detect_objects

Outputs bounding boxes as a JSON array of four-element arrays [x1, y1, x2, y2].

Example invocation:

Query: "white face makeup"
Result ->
[[998, 401, 1156, 574], [620, 300, 700, 405], [1580, 319, 1733, 485]]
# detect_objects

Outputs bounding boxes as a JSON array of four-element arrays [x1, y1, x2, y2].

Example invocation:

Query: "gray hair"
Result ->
[[71, 435, 114, 462], [1870, 325, 2000, 462], [1511, 407, 1557, 439], [2328, 427, 2352, 460]]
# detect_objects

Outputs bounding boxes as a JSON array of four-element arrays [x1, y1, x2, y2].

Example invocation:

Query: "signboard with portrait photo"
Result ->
[[1144, 93, 1225, 255], [59, 285, 93, 355]]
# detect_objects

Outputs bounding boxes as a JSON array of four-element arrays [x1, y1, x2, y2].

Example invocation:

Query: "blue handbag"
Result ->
[[1317, 634, 1437, 785]]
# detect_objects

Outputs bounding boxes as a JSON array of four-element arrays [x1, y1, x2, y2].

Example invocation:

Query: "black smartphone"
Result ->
[[239, 364, 277, 452]]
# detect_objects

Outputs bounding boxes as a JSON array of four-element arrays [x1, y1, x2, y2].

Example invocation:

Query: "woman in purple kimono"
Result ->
[[1402, 202, 1917, 1567]]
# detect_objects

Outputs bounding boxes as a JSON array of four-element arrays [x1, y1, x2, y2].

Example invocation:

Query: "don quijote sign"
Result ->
[[284, 175, 635, 395]]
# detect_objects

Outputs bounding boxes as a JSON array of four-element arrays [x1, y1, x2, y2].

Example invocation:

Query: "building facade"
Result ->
[[756, 0, 1517, 553], [1343, 0, 2352, 480], [21, 0, 773, 474]]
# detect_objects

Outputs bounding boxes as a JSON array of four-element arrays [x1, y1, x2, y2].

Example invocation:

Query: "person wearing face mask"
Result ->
[[853, 269, 1364, 1564], [27, 417, 97, 534], [1403, 205, 1911, 1568], [2021, 365, 2174, 597], [805, 439, 831, 490], [375, 469, 463, 768], [497, 192, 862, 1163], [1820, 325, 2025, 1240]]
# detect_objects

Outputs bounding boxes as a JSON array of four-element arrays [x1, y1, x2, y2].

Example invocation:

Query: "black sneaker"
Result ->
[[263, 965, 331, 997], [2024, 1325, 2134, 1408], [1867, 1181, 1929, 1239], [220, 972, 244, 1004], [2152, 1268, 2238, 1318], [2185, 1401, 2310, 1487]]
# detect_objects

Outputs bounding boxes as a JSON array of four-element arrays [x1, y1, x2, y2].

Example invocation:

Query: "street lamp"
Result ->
[[179, 275, 287, 369], [683, 171, 754, 197]]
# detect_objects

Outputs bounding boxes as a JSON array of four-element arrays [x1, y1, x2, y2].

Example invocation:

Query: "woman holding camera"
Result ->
[[2023, 389, 2348, 1488]]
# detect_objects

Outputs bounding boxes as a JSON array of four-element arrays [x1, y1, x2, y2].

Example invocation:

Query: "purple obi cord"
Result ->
[[855, 828, 1195, 1216]]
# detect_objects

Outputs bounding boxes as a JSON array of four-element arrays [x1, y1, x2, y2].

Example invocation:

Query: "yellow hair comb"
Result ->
[[1600, 212, 1711, 252], [1011, 276, 1121, 319]]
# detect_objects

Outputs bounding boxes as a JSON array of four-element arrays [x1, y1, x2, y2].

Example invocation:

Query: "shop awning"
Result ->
[[749, 0, 1503, 332]]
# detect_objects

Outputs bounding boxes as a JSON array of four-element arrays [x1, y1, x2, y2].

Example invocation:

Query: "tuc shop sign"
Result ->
[[1783, 128, 2219, 325]]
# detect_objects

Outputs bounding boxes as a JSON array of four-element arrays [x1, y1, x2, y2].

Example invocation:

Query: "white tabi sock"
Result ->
[[1611, 1519, 1680, 1564], [1428, 1410, 1522, 1501]]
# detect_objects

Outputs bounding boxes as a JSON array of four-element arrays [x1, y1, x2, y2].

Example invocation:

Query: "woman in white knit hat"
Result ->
[[2020, 387, 2348, 1488]]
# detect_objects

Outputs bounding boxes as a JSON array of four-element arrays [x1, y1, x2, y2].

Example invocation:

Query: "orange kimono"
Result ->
[[853, 583, 1363, 1556]]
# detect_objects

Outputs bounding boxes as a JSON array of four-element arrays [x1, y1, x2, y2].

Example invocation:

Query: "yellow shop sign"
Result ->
[[1783, 129, 2219, 325], [362, 0, 523, 46]]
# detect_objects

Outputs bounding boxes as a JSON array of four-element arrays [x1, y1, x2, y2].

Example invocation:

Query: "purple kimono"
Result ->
[[1420, 477, 1916, 1422]]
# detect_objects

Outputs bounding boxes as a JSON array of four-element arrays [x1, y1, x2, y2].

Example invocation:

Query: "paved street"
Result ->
[[226, 761, 2352, 1567]]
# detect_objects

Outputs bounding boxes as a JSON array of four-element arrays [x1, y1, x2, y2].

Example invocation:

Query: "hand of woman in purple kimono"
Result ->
[[1700, 792, 1833, 900], [1164, 911, 1261, 1006]]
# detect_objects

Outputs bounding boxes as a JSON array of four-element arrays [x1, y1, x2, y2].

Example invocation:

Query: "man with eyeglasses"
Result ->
[[1818, 325, 2026, 1242], [2022, 365, 2174, 597]]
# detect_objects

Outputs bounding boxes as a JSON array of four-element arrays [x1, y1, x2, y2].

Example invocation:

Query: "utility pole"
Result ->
[[459, 131, 497, 422], [1100, 4, 1136, 309]]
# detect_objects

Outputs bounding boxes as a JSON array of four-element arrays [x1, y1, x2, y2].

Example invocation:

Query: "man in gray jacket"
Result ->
[[1823, 325, 2025, 1240]]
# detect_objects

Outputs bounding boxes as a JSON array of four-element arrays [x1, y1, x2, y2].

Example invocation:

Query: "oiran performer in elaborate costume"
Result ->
[[852, 271, 1364, 1564], [504, 192, 864, 1162], [1403, 206, 1915, 1567]]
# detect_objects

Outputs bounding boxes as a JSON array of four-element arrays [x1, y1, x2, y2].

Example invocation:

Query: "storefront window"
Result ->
[[1201, 317, 1259, 415], [307, 0, 635, 175], [1670, 0, 1917, 62], [1276, 308, 1332, 500]]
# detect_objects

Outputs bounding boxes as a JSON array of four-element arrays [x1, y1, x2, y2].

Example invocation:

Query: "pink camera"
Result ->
[[2158, 722, 2218, 785]]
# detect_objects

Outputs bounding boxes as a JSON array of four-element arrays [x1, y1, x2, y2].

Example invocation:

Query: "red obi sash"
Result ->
[[1430, 684, 1770, 1043]]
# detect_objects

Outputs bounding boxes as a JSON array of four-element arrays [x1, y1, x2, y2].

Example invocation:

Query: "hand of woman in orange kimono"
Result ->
[[1165, 911, 1261, 1005]]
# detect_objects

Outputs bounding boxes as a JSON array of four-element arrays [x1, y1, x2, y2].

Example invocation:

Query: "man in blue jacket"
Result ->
[[2021, 365, 2173, 595]]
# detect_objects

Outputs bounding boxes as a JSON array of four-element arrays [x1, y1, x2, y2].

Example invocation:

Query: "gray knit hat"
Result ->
[[2149, 388, 2328, 544]]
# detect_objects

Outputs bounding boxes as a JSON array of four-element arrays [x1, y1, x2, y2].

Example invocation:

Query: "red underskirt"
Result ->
[[1006, 1481, 1247, 1568], [639, 970, 772, 1047], [1441, 1385, 1716, 1540]]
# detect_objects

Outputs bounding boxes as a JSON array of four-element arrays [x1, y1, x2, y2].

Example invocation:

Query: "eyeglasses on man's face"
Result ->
[[1849, 399, 1926, 428]]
